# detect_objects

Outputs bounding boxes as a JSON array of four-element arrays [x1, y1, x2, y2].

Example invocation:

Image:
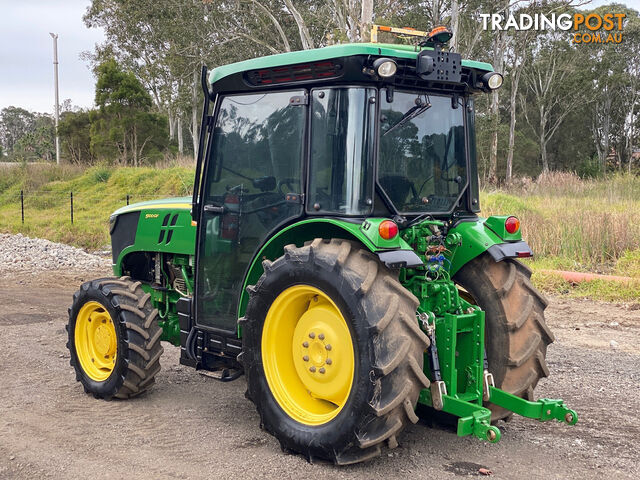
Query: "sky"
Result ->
[[0, 0, 104, 114], [0, 0, 639, 115]]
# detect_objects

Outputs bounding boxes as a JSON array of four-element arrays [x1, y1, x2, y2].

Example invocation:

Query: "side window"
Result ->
[[196, 90, 305, 331], [208, 91, 304, 202], [309, 88, 375, 215]]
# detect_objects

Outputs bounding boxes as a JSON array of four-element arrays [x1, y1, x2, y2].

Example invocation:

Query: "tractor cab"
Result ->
[[192, 29, 501, 334]]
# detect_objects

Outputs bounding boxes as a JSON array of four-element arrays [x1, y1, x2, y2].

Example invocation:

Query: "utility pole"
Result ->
[[50, 32, 60, 165]]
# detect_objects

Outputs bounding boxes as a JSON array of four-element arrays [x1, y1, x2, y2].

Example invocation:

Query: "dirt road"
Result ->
[[1, 270, 638, 479]]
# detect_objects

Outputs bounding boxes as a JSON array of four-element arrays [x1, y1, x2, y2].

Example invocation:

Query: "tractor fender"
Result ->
[[237, 218, 422, 320], [447, 217, 532, 276]]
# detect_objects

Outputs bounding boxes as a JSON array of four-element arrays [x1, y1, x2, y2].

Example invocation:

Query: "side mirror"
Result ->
[[417, 55, 435, 76]]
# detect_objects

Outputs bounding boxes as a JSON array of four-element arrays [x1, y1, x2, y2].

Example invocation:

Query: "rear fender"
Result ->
[[237, 218, 422, 321], [447, 217, 532, 276]]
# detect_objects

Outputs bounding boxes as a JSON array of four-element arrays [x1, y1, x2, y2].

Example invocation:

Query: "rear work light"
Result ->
[[379, 220, 399, 240], [505, 216, 520, 234]]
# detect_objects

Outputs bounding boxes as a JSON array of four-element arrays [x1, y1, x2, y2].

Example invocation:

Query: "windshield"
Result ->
[[379, 90, 467, 214]]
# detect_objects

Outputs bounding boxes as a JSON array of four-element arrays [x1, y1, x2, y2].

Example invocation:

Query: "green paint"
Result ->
[[209, 42, 493, 86], [112, 196, 192, 215], [446, 218, 504, 276], [112, 202, 195, 275], [483, 215, 522, 242], [141, 282, 183, 346], [401, 217, 576, 443], [359, 218, 407, 249], [237, 217, 410, 323], [488, 387, 578, 425]]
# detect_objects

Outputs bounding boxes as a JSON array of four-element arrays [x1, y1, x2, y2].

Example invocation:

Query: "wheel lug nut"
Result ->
[[319, 367, 325, 374], [303, 355, 309, 362], [326, 358, 332, 365], [309, 332, 315, 339], [102, 319, 106, 323], [309, 366, 316, 372], [302, 341, 309, 348], [318, 333, 325, 340], [325, 344, 332, 351]]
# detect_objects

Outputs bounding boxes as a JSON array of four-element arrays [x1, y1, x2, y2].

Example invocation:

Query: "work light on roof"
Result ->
[[372, 58, 397, 78], [482, 72, 503, 90]]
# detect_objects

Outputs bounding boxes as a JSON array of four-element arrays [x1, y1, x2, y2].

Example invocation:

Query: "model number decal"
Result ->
[[145, 213, 159, 219]]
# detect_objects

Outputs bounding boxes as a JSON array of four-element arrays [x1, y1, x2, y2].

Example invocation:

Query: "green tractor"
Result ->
[[67, 26, 577, 464]]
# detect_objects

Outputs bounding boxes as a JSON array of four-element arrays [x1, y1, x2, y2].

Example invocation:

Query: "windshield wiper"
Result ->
[[382, 95, 431, 137]]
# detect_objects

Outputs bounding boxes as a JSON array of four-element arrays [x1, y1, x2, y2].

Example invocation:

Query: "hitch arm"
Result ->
[[488, 386, 578, 425]]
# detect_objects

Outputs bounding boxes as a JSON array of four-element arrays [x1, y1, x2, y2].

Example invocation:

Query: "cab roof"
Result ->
[[209, 43, 493, 86]]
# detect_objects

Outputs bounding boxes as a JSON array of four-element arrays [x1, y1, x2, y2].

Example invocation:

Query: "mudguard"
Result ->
[[237, 218, 422, 319], [447, 216, 532, 276]]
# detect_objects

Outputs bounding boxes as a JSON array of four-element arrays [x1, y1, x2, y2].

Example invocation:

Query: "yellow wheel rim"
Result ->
[[74, 301, 118, 382], [262, 285, 355, 426]]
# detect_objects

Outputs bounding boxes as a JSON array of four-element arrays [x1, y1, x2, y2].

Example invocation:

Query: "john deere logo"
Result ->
[[158, 213, 179, 244]]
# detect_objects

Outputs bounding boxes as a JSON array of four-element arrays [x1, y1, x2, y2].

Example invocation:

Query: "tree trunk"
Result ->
[[177, 114, 184, 156], [133, 125, 138, 168], [168, 106, 175, 140], [283, 0, 314, 49], [450, 0, 459, 52], [506, 65, 522, 183], [541, 140, 549, 173], [488, 27, 506, 184], [360, 0, 373, 41], [488, 89, 499, 184], [432, 0, 441, 24]]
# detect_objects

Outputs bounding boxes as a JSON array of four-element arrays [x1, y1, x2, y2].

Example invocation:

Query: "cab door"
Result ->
[[195, 90, 306, 332]]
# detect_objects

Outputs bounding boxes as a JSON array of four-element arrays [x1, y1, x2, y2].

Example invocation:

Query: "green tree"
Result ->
[[0, 106, 36, 156], [90, 58, 168, 165], [59, 110, 94, 164], [11, 114, 55, 162]]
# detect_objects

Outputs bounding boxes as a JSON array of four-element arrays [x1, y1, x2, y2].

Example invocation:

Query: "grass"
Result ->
[[482, 172, 640, 302], [1, 165, 638, 301], [0, 163, 194, 250]]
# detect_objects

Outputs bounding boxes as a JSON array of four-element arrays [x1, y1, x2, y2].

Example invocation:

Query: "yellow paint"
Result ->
[[261, 285, 354, 426], [74, 301, 117, 382], [119, 203, 192, 214]]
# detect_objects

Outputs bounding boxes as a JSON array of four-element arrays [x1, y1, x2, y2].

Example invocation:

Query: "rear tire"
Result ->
[[241, 239, 430, 464], [67, 276, 163, 399], [454, 253, 554, 420]]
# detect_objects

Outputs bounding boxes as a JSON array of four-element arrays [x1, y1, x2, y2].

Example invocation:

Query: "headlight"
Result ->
[[372, 58, 397, 78], [482, 72, 503, 90]]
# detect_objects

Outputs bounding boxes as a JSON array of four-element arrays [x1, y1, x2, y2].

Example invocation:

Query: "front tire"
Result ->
[[241, 239, 430, 464], [67, 276, 164, 399], [454, 253, 554, 420]]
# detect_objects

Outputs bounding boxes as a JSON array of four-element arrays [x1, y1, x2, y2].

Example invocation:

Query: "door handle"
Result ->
[[203, 205, 225, 214]]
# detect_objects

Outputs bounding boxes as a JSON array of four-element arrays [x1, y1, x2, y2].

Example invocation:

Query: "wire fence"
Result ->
[[5, 191, 179, 225]]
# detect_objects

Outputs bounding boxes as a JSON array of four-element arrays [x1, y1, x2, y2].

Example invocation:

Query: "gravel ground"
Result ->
[[0, 234, 638, 479], [0, 233, 111, 272]]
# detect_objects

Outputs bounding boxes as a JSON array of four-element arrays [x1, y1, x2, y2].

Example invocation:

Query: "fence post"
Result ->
[[126, 194, 130, 205], [20, 190, 24, 224], [70, 191, 74, 224]]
